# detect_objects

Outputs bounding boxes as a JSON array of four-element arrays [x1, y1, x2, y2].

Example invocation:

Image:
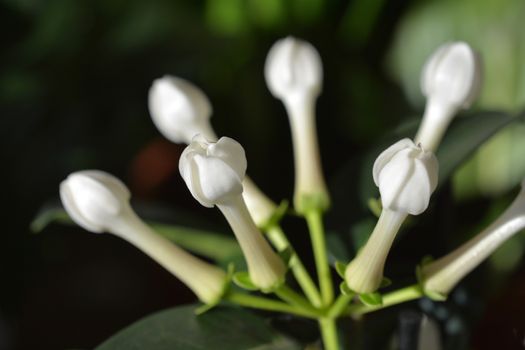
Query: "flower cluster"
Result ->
[[57, 38, 524, 350]]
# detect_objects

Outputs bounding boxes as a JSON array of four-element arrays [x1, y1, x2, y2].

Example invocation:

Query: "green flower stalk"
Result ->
[[422, 179, 525, 297], [264, 37, 330, 213], [179, 135, 286, 290], [60, 170, 228, 304]]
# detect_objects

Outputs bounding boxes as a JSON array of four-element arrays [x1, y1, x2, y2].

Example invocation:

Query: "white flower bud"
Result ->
[[149, 77, 277, 225], [179, 137, 286, 290], [422, 178, 525, 297], [60, 170, 131, 233], [416, 42, 482, 151], [179, 135, 246, 208], [345, 139, 438, 293], [421, 42, 481, 109], [373, 138, 438, 216], [60, 170, 227, 304], [264, 37, 329, 213], [264, 36, 322, 102], [148, 76, 216, 144]]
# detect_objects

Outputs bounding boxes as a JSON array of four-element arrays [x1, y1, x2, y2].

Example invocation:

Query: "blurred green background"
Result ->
[[1, 0, 525, 349]]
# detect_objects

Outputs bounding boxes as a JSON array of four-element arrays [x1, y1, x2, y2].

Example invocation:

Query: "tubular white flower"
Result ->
[[345, 139, 438, 293], [345, 209, 407, 293], [179, 136, 286, 290], [148, 75, 216, 143], [264, 36, 329, 213], [422, 179, 525, 297], [179, 136, 246, 207], [373, 138, 438, 216], [149, 75, 277, 226], [415, 42, 482, 152], [60, 170, 227, 304]]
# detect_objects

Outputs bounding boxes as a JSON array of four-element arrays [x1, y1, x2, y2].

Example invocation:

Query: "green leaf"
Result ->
[[335, 261, 347, 278], [31, 206, 241, 263], [232, 272, 258, 291], [150, 222, 240, 263], [436, 111, 516, 188], [30, 206, 72, 233], [359, 292, 383, 306], [95, 304, 300, 350]]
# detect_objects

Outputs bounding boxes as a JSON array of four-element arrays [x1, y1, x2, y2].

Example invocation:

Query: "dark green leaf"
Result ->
[[31, 206, 241, 262], [95, 304, 300, 350], [436, 111, 516, 187]]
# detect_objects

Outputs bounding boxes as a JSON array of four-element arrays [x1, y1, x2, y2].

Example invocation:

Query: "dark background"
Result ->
[[1, 0, 525, 349]]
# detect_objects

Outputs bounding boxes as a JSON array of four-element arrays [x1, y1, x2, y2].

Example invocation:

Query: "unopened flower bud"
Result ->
[[373, 138, 438, 216], [179, 137, 286, 290], [264, 36, 322, 102], [60, 170, 227, 304], [148, 76, 216, 144], [149, 76, 277, 226], [345, 139, 438, 293], [422, 179, 525, 297], [416, 42, 482, 151], [264, 37, 329, 213], [60, 170, 131, 233], [179, 135, 246, 207]]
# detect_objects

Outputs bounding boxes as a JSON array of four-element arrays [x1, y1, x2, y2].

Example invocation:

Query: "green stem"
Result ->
[[327, 293, 354, 318], [274, 285, 318, 313], [319, 318, 339, 350], [305, 210, 333, 306], [267, 225, 323, 307], [347, 284, 423, 316], [224, 291, 320, 319]]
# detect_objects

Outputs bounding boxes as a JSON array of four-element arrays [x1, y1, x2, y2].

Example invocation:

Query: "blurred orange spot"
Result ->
[[130, 138, 183, 197]]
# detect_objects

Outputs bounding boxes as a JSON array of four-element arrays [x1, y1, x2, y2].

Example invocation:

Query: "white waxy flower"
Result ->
[[179, 136, 286, 290], [60, 170, 227, 304], [148, 75, 277, 227], [422, 178, 525, 297], [415, 42, 482, 152], [148, 75, 216, 144], [179, 136, 246, 207], [373, 138, 438, 216], [345, 139, 438, 293], [264, 36, 329, 213], [344, 208, 407, 293], [265, 36, 322, 102]]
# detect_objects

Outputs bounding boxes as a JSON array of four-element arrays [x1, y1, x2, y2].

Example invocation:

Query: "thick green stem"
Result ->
[[346, 284, 423, 316], [305, 210, 333, 306], [319, 318, 339, 350], [266, 225, 323, 307], [224, 291, 320, 319]]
